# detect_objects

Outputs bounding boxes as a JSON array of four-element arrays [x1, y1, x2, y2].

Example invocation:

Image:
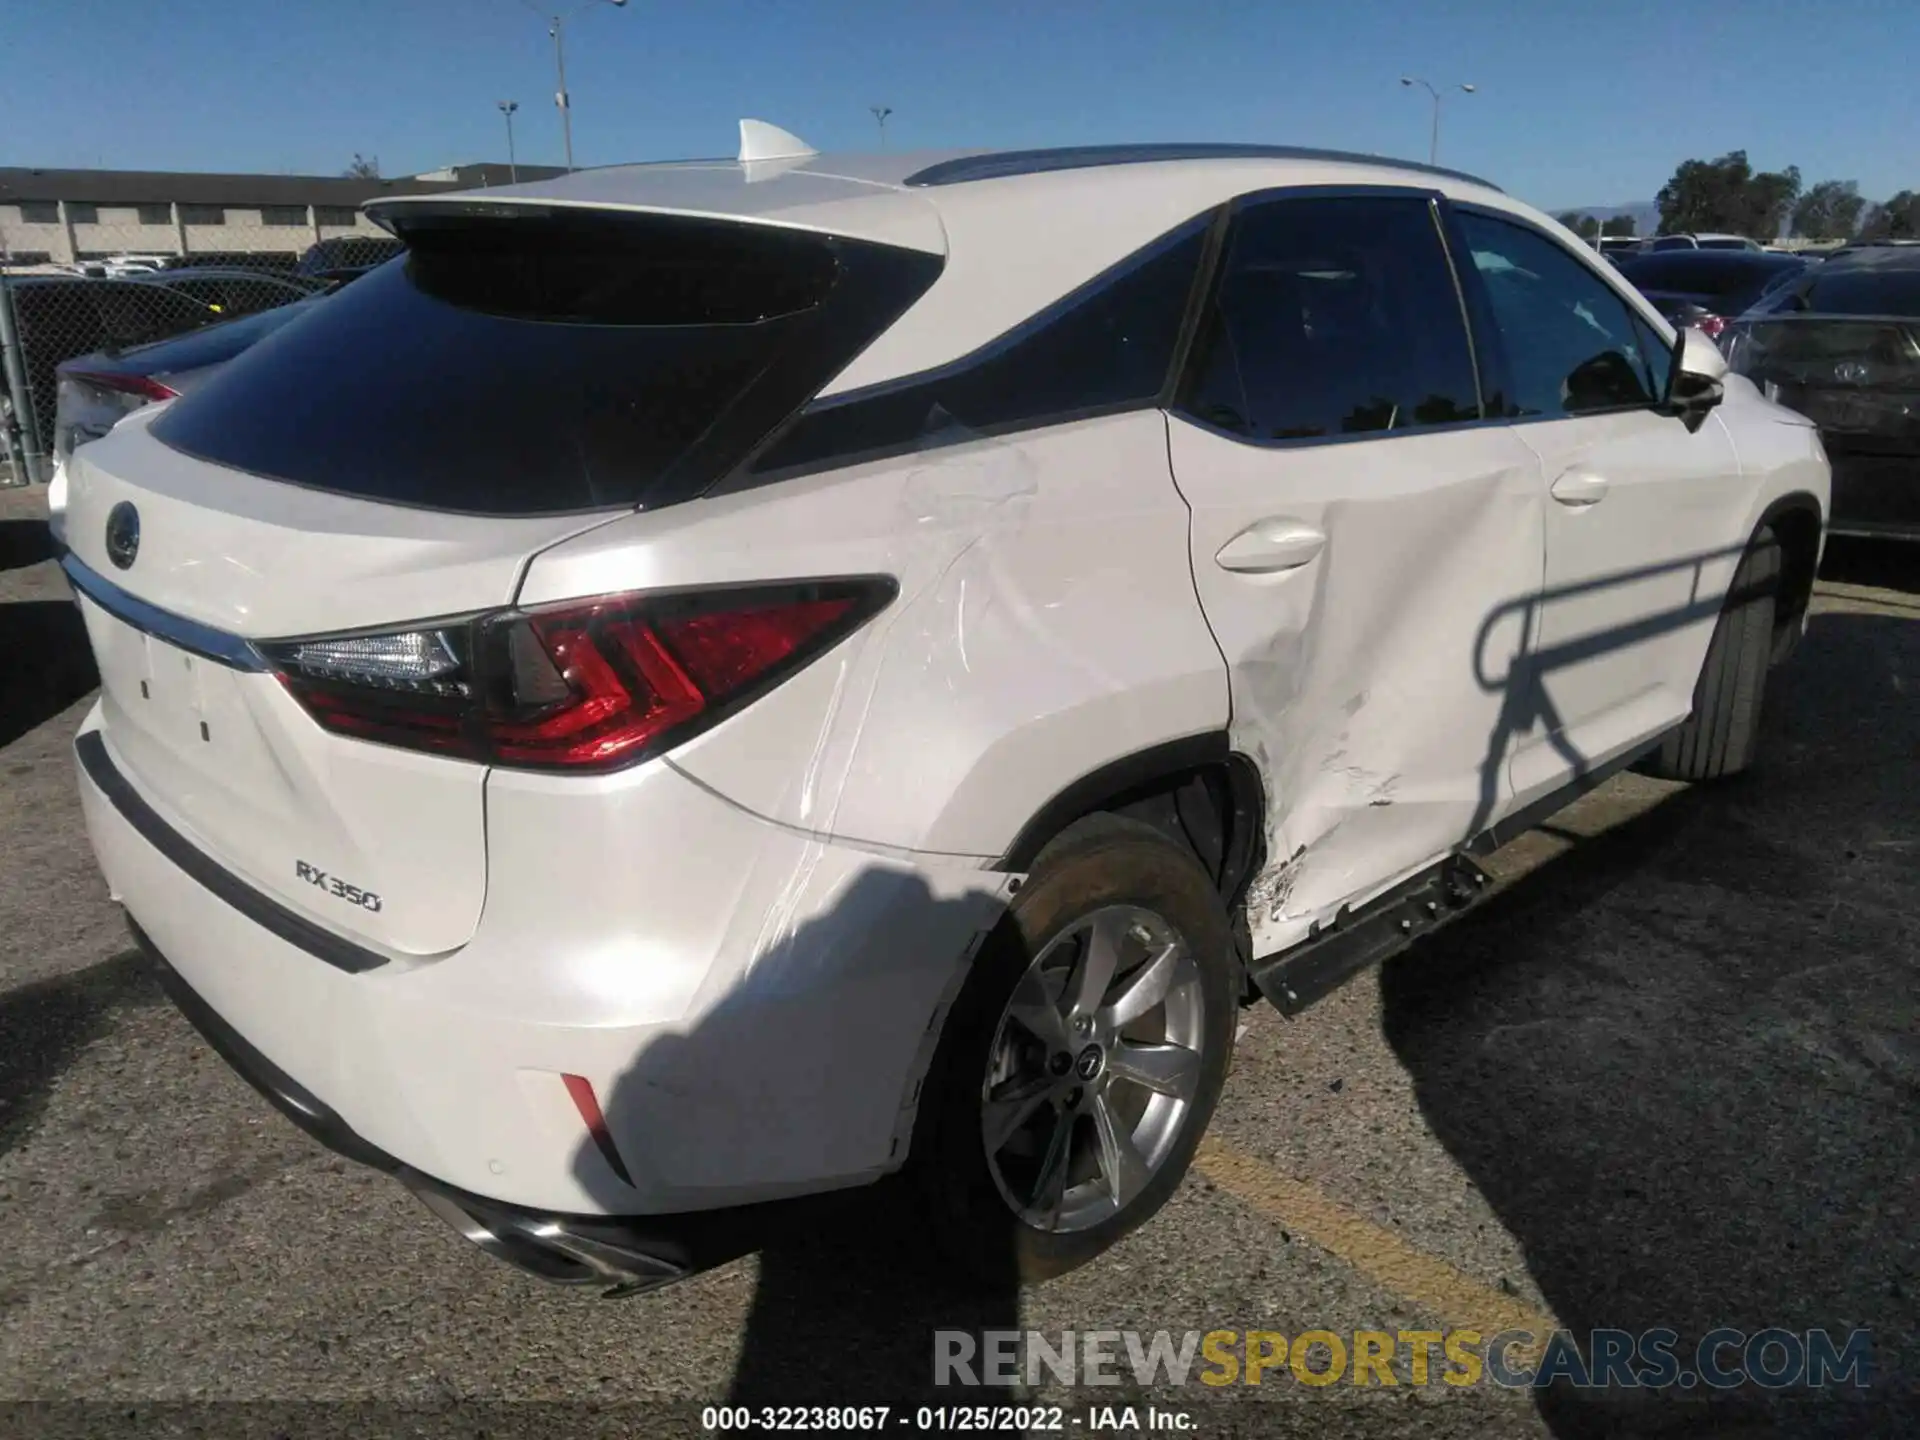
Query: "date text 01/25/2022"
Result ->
[[700, 1406, 1194, 1431]]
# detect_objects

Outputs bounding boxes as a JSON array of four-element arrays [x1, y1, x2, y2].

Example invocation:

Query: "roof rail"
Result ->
[[903, 143, 1501, 193]]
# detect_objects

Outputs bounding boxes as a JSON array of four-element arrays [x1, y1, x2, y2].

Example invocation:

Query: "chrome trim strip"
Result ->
[[61, 552, 268, 671], [81, 734, 390, 974]]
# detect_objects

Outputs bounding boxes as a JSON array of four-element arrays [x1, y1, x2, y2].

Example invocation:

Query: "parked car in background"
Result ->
[[1643, 233, 1766, 253], [0, 275, 219, 470], [1725, 246, 1920, 541], [59, 138, 1827, 1296], [158, 250, 302, 277], [45, 296, 326, 546], [1614, 249, 1812, 339], [136, 267, 323, 319], [296, 235, 405, 286], [101, 254, 172, 277], [1595, 235, 1641, 261]]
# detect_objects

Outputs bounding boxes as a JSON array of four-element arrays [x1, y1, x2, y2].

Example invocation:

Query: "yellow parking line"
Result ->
[[1194, 1136, 1558, 1340]]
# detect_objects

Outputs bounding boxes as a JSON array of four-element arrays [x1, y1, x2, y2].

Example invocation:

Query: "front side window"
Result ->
[[1457, 211, 1667, 418], [1179, 194, 1481, 442]]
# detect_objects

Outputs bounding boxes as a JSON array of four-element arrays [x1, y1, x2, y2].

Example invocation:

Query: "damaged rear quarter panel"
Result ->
[[518, 409, 1229, 859]]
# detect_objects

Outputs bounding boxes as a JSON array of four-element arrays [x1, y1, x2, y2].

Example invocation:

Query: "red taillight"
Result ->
[[65, 370, 179, 402], [263, 580, 892, 772], [1694, 313, 1728, 339]]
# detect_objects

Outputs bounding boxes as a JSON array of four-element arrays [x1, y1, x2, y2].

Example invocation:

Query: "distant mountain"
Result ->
[[1559, 201, 1662, 236]]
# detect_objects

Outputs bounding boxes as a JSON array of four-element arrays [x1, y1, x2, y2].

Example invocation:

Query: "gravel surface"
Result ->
[[2, 483, 1914, 1438]]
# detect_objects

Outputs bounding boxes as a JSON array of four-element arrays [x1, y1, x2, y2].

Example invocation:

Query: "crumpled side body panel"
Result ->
[[518, 409, 1229, 861], [1167, 418, 1549, 955]]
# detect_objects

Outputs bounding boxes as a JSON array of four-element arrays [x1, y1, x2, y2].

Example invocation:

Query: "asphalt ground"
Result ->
[[1, 483, 1914, 1439]]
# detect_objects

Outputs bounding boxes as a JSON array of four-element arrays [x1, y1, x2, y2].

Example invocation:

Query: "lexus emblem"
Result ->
[[104, 502, 140, 570]]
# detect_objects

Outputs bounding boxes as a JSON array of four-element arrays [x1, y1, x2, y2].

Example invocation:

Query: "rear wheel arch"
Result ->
[[994, 734, 1267, 915]]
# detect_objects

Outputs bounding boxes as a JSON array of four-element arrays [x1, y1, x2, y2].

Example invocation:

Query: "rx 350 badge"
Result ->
[[296, 860, 383, 913]]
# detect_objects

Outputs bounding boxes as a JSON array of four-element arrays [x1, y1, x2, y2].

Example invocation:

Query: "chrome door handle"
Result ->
[[1214, 518, 1327, 574], [1550, 469, 1610, 506]]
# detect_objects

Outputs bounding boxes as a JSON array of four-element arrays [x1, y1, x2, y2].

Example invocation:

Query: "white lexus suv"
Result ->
[[62, 131, 1829, 1294]]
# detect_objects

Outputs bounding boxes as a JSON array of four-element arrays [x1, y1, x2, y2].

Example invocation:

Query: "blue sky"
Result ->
[[4, 0, 1915, 212]]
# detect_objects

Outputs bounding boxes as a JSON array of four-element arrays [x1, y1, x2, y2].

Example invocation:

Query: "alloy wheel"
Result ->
[[980, 904, 1207, 1232]]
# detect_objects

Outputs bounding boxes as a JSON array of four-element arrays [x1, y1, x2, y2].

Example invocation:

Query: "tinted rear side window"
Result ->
[[751, 220, 1208, 474], [1619, 253, 1782, 297], [1799, 264, 1920, 317], [1179, 194, 1482, 441], [108, 298, 321, 374], [1628, 255, 1758, 293], [151, 209, 941, 515]]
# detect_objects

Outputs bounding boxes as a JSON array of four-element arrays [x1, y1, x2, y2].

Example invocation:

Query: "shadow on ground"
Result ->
[[0, 520, 55, 575], [1382, 607, 1919, 1436], [0, 950, 160, 1164], [0, 600, 96, 749], [1821, 536, 1920, 595]]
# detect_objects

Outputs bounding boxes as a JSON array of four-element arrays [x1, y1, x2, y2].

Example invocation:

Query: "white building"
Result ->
[[0, 163, 561, 266]]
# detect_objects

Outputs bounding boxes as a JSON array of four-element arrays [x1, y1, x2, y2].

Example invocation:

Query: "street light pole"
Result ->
[[870, 106, 893, 148], [528, 0, 628, 173], [498, 100, 520, 182], [1400, 77, 1475, 167]]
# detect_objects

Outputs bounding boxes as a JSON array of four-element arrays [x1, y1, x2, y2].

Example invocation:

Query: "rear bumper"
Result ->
[[135, 921, 814, 1293], [76, 706, 1011, 1223]]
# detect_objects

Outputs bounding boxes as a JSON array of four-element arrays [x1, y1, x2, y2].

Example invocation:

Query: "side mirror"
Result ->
[[1668, 325, 1727, 432]]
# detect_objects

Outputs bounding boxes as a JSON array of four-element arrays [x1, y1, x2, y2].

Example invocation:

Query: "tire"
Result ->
[[1640, 531, 1781, 782], [909, 813, 1237, 1287]]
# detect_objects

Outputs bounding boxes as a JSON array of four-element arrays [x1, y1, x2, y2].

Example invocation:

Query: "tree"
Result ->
[[1601, 214, 1637, 238], [1792, 180, 1867, 241], [1554, 211, 1601, 240], [343, 153, 381, 179], [1655, 151, 1801, 239], [1859, 190, 1920, 241]]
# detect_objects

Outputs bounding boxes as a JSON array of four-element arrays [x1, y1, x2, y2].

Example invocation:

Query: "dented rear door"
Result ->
[[1164, 190, 1546, 955]]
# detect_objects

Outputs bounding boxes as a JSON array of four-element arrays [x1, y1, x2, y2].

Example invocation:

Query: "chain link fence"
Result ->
[[1, 211, 402, 486]]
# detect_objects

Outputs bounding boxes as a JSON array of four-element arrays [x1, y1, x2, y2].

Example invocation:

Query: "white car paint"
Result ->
[[65, 144, 1828, 1263]]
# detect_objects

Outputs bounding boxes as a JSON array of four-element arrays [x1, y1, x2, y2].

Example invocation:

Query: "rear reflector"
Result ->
[[561, 1073, 634, 1188], [259, 578, 894, 773]]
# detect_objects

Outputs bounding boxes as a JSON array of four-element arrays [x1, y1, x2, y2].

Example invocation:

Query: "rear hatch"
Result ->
[[65, 199, 942, 957], [65, 415, 631, 955]]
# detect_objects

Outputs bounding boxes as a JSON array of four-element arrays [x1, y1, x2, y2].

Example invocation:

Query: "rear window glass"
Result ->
[[1618, 253, 1790, 296], [1798, 265, 1920, 318], [150, 209, 940, 515], [113, 297, 321, 371]]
